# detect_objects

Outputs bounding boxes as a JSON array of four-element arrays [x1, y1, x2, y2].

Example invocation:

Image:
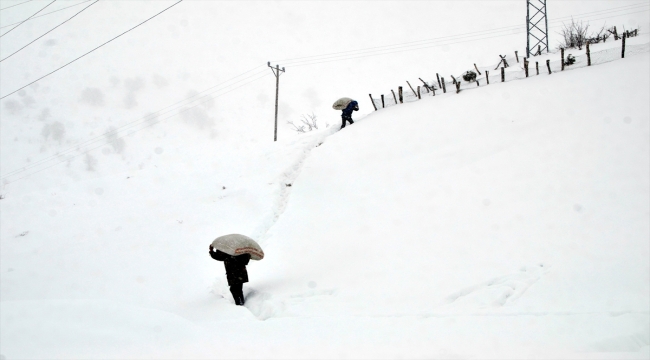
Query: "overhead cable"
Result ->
[[0, 0, 93, 29], [0, 0, 184, 99], [0, 0, 56, 38], [282, 8, 649, 67], [273, 3, 649, 66], [0, 0, 100, 62], [0, 0, 34, 11]]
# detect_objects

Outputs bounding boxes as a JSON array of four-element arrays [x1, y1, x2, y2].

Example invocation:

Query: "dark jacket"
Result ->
[[210, 249, 251, 285], [342, 101, 359, 118]]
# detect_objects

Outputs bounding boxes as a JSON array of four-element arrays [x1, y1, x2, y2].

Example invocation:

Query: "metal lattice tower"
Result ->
[[526, 0, 549, 57]]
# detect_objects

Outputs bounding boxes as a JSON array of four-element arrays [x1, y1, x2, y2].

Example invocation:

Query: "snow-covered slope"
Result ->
[[2, 40, 649, 360]]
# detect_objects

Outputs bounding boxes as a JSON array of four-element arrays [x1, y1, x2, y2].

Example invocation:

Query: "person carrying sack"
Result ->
[[209, 245, 251, 306], [332, 97, 359, 129], [209, 233, 264, 306]]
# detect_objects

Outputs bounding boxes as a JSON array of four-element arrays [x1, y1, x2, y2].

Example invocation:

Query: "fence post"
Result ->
[[474, 63, 482, 75], [419, 78, 432, 92], [546, 59, 552, 74], [536, 61, 539, 75], [436, 73, 442, 88], [417, 86, 421, 99], [586, 43, 591, 66], [381, 94, 385, 108], [485, 70, 489, 84], [369, 94, 377, 111], [622, 33, 626, 58], [524, 58, 529, 77], [406, 81, 417, 97], [441, 77, 446, 93], [391, 89, 397, 104], [515, 51, 519, 63], [398, 86, 403, 103], [501, 67, 505, 82], [450, 75, 457, 85], [455, 82, 461, 94], [561, 48, 565, 71]]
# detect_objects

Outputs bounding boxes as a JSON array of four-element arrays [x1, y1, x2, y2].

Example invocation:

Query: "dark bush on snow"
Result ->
[[462, 71, 477, 82], [565, 54, 576, 66]]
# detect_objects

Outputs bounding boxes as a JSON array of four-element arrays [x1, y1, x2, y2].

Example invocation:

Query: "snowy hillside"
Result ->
[[2, 38, 649, 358], [2, 1, 650, 358]]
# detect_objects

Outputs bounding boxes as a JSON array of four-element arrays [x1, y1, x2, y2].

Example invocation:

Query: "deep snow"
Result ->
[[1, 2, 650, 358]]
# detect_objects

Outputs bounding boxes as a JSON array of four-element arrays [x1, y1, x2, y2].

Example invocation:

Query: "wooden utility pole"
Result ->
[[268, 62, 285, 142]]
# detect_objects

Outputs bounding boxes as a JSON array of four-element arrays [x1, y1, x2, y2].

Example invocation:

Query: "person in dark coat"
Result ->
[[209, 245, 251, 306], [340, 100, 359, 129]]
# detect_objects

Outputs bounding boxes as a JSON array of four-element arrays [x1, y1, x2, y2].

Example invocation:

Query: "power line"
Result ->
[[282, 5, 649, 66], [2, 72, 272, 185], [273, 3, 649, 66], [0, 0, 100, 63], [0, 0, 184, 99], [277, 2, 648, 63], [0, 0, 34, 11], [2, 65, 268, 178], [0, 0, 56, 38], [280, 8, 649, 67], [0, 0, 93, 29]]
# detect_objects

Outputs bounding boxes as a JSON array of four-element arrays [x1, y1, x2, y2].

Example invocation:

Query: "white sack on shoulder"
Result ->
[[211, 234, 264, 260], [332, 97, 353, 110]]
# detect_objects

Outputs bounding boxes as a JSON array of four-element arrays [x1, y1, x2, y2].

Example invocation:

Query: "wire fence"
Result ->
[[371, 41, 650, 110]]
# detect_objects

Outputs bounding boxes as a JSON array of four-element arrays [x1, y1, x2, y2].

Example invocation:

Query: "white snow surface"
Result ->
[[1, 12, 650, 360]]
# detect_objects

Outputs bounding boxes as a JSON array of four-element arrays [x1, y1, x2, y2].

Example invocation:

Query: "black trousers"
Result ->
[[229, 283, 245, 305], [341, 115, 354, 128]]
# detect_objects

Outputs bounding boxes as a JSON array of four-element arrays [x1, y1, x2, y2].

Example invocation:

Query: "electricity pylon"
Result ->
[[527, 0, 549, 57]]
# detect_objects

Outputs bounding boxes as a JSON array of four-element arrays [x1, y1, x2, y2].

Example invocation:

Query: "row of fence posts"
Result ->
[[369, 32, 632, 111]]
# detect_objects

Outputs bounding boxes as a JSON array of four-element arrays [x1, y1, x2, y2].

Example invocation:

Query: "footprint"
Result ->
[[445, 264, 548, 309], [244, 289, 286, 320]]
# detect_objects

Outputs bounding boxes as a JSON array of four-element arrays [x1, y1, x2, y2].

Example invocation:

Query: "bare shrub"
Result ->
[[557, 19, 606, 50], [288, 113, 327, 133]]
